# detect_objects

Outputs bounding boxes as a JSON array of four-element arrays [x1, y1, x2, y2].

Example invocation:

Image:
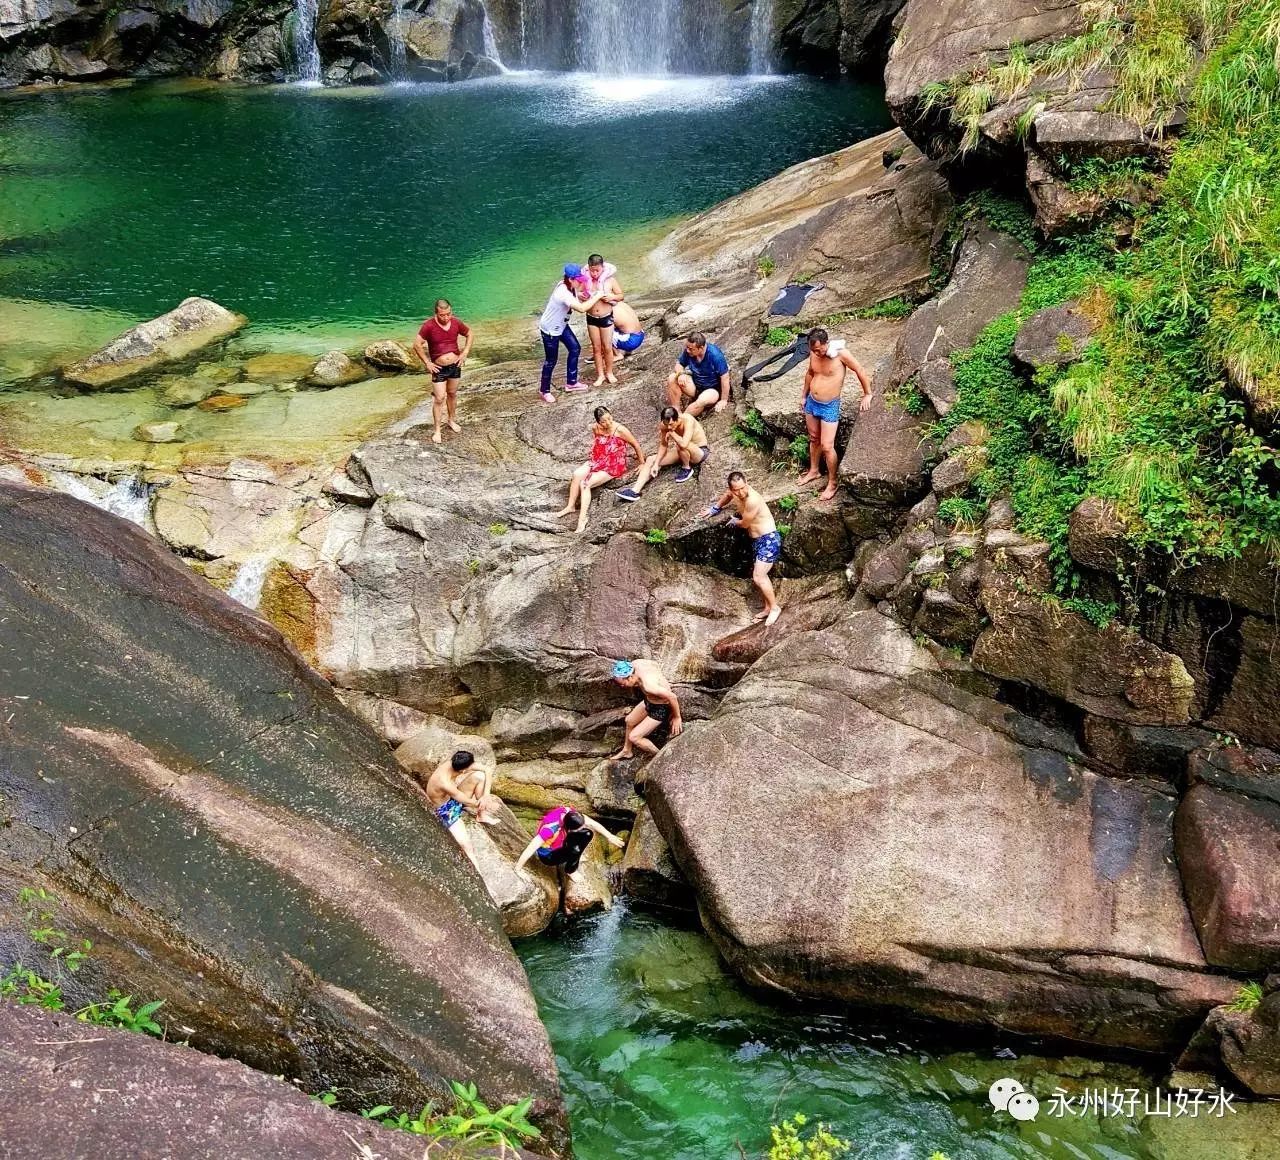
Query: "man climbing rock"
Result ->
[[514, 806, 625, 882], [700, 470, 781, 626], [800, 326, 872, 501], [610, 658, 683, 758], [418, 749, 491, 868]]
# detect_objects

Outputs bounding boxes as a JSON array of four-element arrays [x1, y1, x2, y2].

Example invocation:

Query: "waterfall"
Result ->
[[576, 0, 679, 75], [50, 472, 152, 527], [749, 0, 773, 75], [388, 0, 407, 81], [291, 0, 322, 83], [227, 554, 273, 610], [481, 2, 506, 69]]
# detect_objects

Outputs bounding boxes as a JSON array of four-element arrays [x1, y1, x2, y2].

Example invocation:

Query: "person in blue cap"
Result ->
[[537, 265, 607, 404], [610, 658, 682, 759]]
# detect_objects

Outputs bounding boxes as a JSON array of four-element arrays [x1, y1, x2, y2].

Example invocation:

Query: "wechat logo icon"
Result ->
[[989, 1078, 1039, 1122]]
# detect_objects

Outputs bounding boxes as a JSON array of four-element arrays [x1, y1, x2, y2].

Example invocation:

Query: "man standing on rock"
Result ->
[[419, 749, 488, 868], [617, 406, 709, 499], [666, 332, 730, 417], [700, 470, 781, 626], [610, 658, 683, 758], [413, 298, 473, 445], [800, 326, 873, 502]]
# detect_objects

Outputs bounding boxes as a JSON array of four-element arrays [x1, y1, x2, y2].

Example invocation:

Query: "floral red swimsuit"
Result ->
[[589, 432, 629, 479]]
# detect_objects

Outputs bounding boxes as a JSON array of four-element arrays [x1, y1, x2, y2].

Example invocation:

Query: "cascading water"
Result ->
[[226, 554, 273, 610], [49, 473, 153, 527], [481, 3, 506, 69], [749, 0, 773, 75], [291, 0, 322, 83], [388, 0, 408, 81], [575, 0, 680, 75]]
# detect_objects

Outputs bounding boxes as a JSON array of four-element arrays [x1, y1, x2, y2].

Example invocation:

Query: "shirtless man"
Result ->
[[611, 300, 645, 357], [610, 658, 683, 758], [413, 299, 474, 445], [616, 407, 709, 500], [420, 749, 490, 868], [700, 470, 781, 626], [800, 326, 873, 501], [584, 253, 624, 387]]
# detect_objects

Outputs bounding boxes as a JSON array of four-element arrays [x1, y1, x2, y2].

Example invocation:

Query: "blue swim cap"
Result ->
[[612, 660, 634, 679], [564, 263, 584, 279]]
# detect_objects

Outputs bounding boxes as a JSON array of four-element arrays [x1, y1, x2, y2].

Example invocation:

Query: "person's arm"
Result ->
[[841, 350, 874, 411], [457, 324, 474, 366], [442, 769, 483, 808], [514, 834, 544, 873], [619, 425, 645, 463], [801, 360, 813, 406], [582, 816, 626, 849], [714, 369, 731, 413], [699, 488, 733, 520], [568, 290, 605, 313], [413, 334, 439, 374], [605, 276, 624, 305]]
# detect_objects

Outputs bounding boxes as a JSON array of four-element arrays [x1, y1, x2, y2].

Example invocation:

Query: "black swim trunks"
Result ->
[[537, 828, 594, 873], [644, 699, 672, 724], [432, 363, 462, 383], [586, 313, 615, 329]]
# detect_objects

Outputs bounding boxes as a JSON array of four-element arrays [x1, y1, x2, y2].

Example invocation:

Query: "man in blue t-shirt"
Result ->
[[665, 331, 731, 418]]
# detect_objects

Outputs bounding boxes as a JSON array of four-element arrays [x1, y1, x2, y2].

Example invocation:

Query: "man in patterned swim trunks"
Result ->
[[420, 749, 489, 868], [700, 470, 782, 626]]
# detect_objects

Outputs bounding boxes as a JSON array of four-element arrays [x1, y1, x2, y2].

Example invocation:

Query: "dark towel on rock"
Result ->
[[769, 281, 825, 317]]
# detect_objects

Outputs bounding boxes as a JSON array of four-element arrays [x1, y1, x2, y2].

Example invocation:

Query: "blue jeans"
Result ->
[[540, 327, 580, 393]]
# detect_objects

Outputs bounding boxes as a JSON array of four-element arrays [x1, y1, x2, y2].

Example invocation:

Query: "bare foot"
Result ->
[[765, 606, 781, 627], [798, 469, 821, 485], [554, 506, 574, 518], [448, 420, 462, 433], [751, 609, 768, 623], [610, 749, 634, 761], [605, 373, 619, 385], [431, 429, 442, 444], [819, 484, 838, 501]]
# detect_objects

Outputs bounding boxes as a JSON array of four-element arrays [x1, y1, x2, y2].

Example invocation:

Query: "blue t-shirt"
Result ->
[[679, 343, 729, 389]]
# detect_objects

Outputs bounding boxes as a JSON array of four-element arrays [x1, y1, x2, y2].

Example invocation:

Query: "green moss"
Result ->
[[852, 296, 917, 320]]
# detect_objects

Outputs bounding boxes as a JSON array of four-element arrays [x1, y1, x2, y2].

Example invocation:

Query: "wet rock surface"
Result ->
[[0, 479, 568, 1151]]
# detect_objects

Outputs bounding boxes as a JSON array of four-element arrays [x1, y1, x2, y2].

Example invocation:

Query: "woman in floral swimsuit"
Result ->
[[556, 405, 645, 535]]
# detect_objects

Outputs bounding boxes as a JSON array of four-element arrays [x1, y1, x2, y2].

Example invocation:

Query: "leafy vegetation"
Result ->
[[362, 1081, 541, 1151], [731, 407, 773, 453], [886, 380, 928, 416], [487, 522, 509, 536], [757, 254, 777, 278], [644, 528, 670, 545], [765, 326, 797, 347], [936, 496, 987, 529], [1228, 980, 1265, 1012], [788, 435, 810, 465], [1, 886, 166, 1038], [778, 493, 799, 513], [766, 1113, 849, 1159], [853, 296, 916, 320]]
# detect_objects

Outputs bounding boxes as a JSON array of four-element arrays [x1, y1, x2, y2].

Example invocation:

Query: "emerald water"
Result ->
[[0, 74, 889, 359], [518, 905, 1264, 1160]]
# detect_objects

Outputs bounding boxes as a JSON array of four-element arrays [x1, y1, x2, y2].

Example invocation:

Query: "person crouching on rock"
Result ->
[[515, 806, 624, 882], [420, 749, 491, 868], [413, 298, 473, 445], [700, 470, 781, 626], [666, 331, 730, 417], [611, 300, 646, 358], [556, 405, 645, 534], [617, 406, 709, 500], [610, 658, 683, 758], [800, 326, 872, 502]]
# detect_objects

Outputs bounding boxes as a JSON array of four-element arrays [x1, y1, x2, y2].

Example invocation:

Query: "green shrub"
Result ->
[[778, 524, 792, 538], [886, 381, 928, 416], [936, 497, 986, 529], [765, 326, 796, 347], [853, 296, 916, 320], [787, 435, 810, 465], [644, 528, 669, 545], [487, 522, 509, 536], [1053, 594, 1121, 628], [767, 1113, 850, 1159], [778, 493, 799, 513], [757, 255, 776, 278], [1229, 981, 1265, 1013], [362, 1081, 541, 1151], [731, 408, 772, 453]]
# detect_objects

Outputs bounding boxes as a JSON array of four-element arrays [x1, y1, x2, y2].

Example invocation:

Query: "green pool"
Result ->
[[517, 904, 1271, 1160], [0, 73, 890, 360]]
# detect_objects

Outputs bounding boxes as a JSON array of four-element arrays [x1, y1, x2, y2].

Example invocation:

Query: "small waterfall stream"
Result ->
[[226, 554, 273, 610], [388, 0, 408, 81], [50, 473, 152, 527], [575, 0, 680, 75], [749, 0, 773, 75], [481, 3, 506, 69], [291, 0, 322, 83]]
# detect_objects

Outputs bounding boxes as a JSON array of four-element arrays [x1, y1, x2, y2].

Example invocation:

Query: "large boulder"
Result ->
[[646, 610, 1235, 1052], [0, 480, 568, 1151], [652, 129, 951, 321], [61, 298, 245, 389], [774, 0, 907, 74], [0, 1004, 545, 1159]]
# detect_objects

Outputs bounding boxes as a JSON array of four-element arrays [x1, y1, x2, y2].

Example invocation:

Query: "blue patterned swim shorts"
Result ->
[[435, 798, 465, 828], [754, 531, 782, 563]]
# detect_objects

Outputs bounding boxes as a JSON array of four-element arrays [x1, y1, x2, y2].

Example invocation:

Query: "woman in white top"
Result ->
[[538, 264, 604, 404]]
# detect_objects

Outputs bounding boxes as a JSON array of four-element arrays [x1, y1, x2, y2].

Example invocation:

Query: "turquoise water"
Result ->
[[0, 74, 890, 343], [517, 905, 1255, 1160]]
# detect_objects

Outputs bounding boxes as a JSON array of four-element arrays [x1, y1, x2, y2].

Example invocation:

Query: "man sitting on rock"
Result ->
[[617, 406, 709, 500], [610, 658, 683, 758], [412, 298, 473, 445], [514, 806, 624, 882], [666, 331, 730, 417], [419, 749, 493, 868], [700, 470, 781, 626], [800, 326, 873, 502]]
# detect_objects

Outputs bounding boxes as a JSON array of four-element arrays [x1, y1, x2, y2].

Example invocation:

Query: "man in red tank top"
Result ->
[[412, 298, 474, 445]]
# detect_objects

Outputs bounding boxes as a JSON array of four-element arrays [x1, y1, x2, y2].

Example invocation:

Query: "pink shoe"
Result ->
[[564, 382, 589, 393], [539, 390, 556, 404]]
